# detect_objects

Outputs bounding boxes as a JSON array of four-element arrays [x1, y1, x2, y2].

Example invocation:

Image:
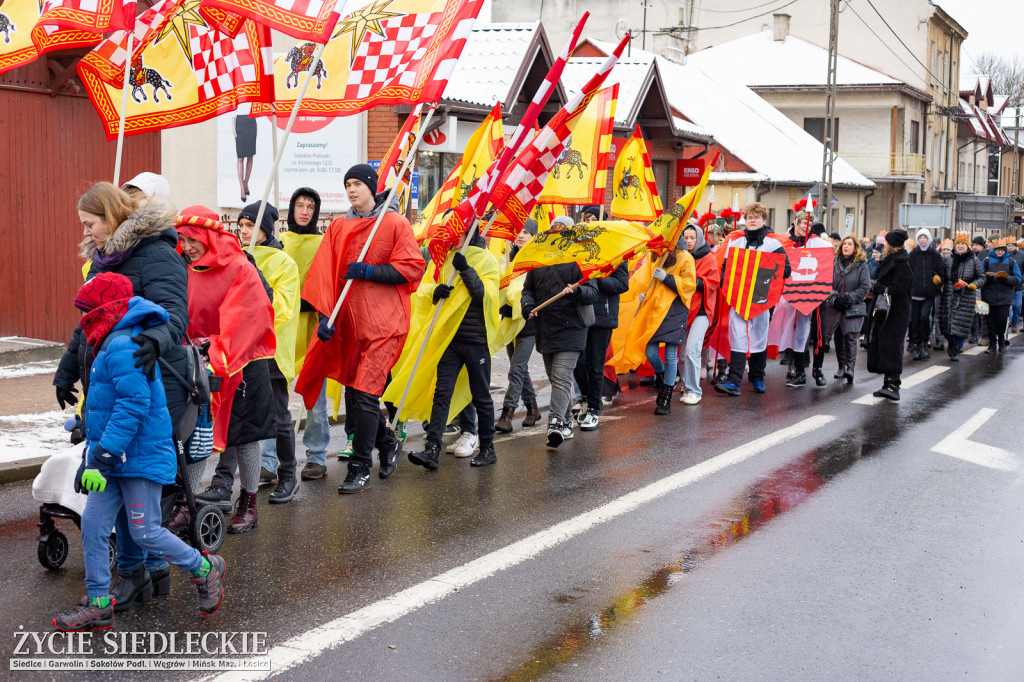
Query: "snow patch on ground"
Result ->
[[0, 411, 76, 466], [0, 360, 60, 379]]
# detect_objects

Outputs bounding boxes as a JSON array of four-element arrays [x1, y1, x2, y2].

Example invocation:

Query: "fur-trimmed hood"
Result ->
[[80, 198, 177, 260]]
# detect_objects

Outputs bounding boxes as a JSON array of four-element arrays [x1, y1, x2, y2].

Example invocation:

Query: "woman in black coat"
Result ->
[[57, 181, 189, 610], [939, 234, 985, 361], [867, 230, 913, 401], [813, 235, 871, 384]]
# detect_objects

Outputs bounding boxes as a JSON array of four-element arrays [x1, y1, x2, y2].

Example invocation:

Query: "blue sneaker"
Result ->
[[714, 381, 741, 396], [751, 379, 767, 393]]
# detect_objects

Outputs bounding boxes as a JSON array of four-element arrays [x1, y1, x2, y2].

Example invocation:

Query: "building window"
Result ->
[[989, 147, 1001, 196], [417, 151, 461, 210], [910, 120, 920, 154], [804, 118, 840, 149], [652, 161, 670, 205], [909, 192, 918, 203]]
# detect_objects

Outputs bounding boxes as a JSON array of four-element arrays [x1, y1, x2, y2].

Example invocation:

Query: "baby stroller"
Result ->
[[33, 343, 227, 570]]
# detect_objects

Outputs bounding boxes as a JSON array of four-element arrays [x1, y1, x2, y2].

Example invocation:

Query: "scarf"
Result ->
[[92, 245, 135, 271], [835, 254, 861, 277], [80, 299, 130, 351]]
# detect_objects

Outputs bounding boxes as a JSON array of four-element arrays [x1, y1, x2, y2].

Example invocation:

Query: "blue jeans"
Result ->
[[83, 477, 203, 598], [681, 315, 709, 397], [646, 342, 680, 387], [1011, 290, 1022, 326], [293, 383, 330, 467]]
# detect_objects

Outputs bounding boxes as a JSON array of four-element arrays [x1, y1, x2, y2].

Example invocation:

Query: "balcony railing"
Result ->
[[841, 152, 926, 178]]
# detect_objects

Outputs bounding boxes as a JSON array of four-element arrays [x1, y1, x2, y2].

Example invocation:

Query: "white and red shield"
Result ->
[[782, 246, 834, 315]]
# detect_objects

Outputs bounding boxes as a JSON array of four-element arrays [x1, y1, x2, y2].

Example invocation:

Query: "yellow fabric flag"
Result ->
[[500, 219, 655, 289], [610, 127, 661, 222], [609, 249, 696, 374], [647, 150, 718, 253], [383, 246, 501, 424], [496, 273, 527, 347], [252, 245, 300, 382], [539, 84, 618, 206]]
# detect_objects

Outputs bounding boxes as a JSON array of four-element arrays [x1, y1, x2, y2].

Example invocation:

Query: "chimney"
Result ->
[[773, 13, 790, 42]]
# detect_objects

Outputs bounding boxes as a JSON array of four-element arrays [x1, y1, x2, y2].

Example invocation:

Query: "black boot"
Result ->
[[195, 484, 232, 510], [110, 565, 153, 612], [949, 344, 960, 362], [812, 368, 827, 387], [654, 383, 672, 415], [654, 372, 665, 392], [470, 440, 497, 467], [920, 341, 931, 359], [873, 378, 900, 401], [407, 439, 441, 471], [150, 565, 171, 597], [833, 365, 846, 380], [269, 477, 298, 504]]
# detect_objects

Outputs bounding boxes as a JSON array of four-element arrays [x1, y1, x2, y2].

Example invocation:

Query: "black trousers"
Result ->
[[212, 376, 295, 487], [989, 304, 1011, 343], [426, 342, 494, 447], [909, 298, 933, 346], [573, 326, 614, 412], [727, 350, 767, 384], [344, 386, 395, 473]]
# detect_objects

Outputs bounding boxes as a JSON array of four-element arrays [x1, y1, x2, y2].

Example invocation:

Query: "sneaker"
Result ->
[[470, 442, 497, 467], [713, 381, 741, 397], [53, 597, 114, 632], [578, 410, 599, 431], [258, 467, 277, 487], [192, 553, 226, 615], [681, 393, 702, 405], [268, 478, 298, 504], [571, 400, 587, 422], [601, 395, 614, 407], [338, 468, 371, 493], [447, 432, 478, 457], [443, 422, 461, 437], [378, 438, 401, 479], [394, 421, 408, 444], [546, 419, 566, 449], [337, 434, 354, 461], [786, 372, 807, 388], [195, 484, 232, 508], [751, 379, 767, 394], [301, 462, 327, 480]]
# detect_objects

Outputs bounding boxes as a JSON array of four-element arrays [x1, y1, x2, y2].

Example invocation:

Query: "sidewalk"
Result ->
[[0, 336, 64, 367]]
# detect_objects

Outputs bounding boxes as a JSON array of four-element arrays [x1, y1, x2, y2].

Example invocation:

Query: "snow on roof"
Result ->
[[960, 99, 1010, 146], [442, 23, 543, 107], [686, 30, 912, 91], [561, 58, 651, 126]]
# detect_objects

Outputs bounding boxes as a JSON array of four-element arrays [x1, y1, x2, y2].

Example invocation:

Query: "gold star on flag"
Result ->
[[333, 0, 402, 65], [155, 0, 207, 62]]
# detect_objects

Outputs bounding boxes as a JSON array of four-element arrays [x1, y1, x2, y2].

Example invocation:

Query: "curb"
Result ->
[[0, 456, 48, 486], [0, 339, 65, 368]]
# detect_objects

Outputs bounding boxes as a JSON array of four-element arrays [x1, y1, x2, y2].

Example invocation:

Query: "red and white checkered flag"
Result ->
[[37, 0, 137, 33], [190, 22, 272, 101], [77, 0, 174, 86]]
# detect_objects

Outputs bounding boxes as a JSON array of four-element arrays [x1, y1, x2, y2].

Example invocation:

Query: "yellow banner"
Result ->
[[648, 151, 717, 252], [0, 0, 100, 76], [538, 84, 617, 206], [610, 126, 661, 222]]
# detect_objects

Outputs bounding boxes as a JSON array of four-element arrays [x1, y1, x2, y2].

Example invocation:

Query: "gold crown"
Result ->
[[954, 231, 971, 244]]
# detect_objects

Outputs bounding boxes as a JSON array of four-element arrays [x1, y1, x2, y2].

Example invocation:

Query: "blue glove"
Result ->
[[317, 316, 335, 342], [344, 262, 374, 280]]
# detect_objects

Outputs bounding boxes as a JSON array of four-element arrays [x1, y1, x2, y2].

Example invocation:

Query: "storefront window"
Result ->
[[418, 151, 461, 207]]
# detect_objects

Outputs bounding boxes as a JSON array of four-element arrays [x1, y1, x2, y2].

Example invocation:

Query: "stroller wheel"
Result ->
[[38, 531, 69, 570], [190, 504, 226, 554]]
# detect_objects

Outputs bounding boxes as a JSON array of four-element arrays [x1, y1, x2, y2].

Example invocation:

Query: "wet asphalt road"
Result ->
[[1, 341, 1023, 680]]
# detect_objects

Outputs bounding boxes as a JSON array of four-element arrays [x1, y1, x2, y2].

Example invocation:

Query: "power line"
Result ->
[[696, 0, 800, 31], [842, 1, 934, 91], [699, 0, 791, 14]]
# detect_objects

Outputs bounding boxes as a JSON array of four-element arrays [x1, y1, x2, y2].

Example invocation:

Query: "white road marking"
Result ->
[[851, 365, 949, 405], [931, 408, 1017, 471], [962, 331, 1019, 356], [495, 415, 623, 442], [205, 415, 836, 681]]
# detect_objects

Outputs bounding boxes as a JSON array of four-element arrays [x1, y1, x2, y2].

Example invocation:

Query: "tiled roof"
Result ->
[[442, 23, 543, 107]]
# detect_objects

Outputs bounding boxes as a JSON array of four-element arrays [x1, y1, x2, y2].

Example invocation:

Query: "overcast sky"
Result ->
[[936, 0, 1024, 72]]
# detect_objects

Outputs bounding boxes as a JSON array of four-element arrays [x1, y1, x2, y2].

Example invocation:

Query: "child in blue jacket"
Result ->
[[53, 273, 226, 632]]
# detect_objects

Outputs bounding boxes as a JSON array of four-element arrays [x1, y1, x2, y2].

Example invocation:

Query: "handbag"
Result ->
[[975, 299, 990, 315], [873, 289, 891, 315], [844, 301, 867, 319]]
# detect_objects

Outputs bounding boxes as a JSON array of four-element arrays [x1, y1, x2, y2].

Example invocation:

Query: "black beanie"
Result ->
[[344, 164, 378, 193], [972, 236, 987, 247], [809, 221, 826, 237], [238, 201, 279, 239], [885, 229, 909, 248], [581, 205, 600, 220]]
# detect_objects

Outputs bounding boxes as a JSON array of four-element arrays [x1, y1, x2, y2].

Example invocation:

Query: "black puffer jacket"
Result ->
[[867, 249, 913, 375], [939, 251, 985, 339], [451, 243, 488, 345], [980, 252, 1022, 307], [521, 263, 599, 354], [908, 244, 945, 298], [55, 199, 191, 430], [593, 261, 630, 329]]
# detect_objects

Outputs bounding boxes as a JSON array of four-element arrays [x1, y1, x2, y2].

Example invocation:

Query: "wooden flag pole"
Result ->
[[530, 279, 583, 315], [112, 31, 134, 186], [388, 213, 498, 429], [270, 103, 280, 234], [246, 41, 328, 255], [633, 251, 670, 318]]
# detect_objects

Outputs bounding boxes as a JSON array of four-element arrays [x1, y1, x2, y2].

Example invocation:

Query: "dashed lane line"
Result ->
[[851, 365, 950, 405]]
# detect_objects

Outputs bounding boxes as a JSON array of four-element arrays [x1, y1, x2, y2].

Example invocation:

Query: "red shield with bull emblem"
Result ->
[[723, 248, 786, 320]]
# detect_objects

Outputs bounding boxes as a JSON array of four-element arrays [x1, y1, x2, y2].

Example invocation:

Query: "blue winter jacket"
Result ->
[[84, 297, 177, 485]]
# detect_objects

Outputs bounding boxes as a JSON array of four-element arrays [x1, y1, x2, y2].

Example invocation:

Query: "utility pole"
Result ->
[[820, 0, 839, 232], [1013, 102, 1021, 197]]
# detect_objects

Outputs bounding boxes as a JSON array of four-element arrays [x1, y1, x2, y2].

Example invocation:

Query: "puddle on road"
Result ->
[[491, 423, 901, 682]]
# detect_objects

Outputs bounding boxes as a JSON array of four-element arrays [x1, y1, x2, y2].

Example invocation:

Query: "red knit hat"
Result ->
[[74, 272, 133, 312]]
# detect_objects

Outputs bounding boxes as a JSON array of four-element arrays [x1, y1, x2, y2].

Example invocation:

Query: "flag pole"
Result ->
[[529, 278, 584, 315], [270, 103, 280, 235], [247, 41, 328, 254], [112, 31, 133, 186]]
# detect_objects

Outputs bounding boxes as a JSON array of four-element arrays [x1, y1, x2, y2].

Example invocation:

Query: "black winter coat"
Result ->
[[1011, 250, 1024, 292], [521, 263, 599, 354], [226, 358, 277, 446], [55, 200, 191, 430], [908, 245, 944, 298], [452, 252, 488, 345], [867, 249, 912, 375], [980, 253, 1022, 307], [939, 252, 984, 339], [823, 256, 871, 336], [593, 261, 630, 329]]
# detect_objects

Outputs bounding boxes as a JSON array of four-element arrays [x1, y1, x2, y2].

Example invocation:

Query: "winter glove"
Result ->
[[652, 268, 667, 281], [932, 274, 942, 286], [432, 284, 452, 304], [452, 252, 469, 272], [82, 445, 122, 492], [199, 341, 211, 357], [637, 292, 646, 304], [81, 468, 107, 493], [55, 385, 79, 410], [871, 282, 886, 296], [73, 451, 87, 495], [833, 294, 850, 311], [316, 316, 335, 343], [499, 304, 513, 318], [968, 283, 977, 290], [131, 336, 158, 378], [344, 262, 374, 280]]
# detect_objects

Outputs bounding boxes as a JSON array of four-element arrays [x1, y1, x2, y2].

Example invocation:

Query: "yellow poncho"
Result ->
[[610, 250, 696, 373], [383, 246, 501, 424], [253, 244, 300, 381]]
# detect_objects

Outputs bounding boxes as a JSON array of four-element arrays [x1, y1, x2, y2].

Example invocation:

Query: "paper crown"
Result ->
[[939, 238, 954, 250], [991, 238, 1006, 248], [954, 231, 971, 245]]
